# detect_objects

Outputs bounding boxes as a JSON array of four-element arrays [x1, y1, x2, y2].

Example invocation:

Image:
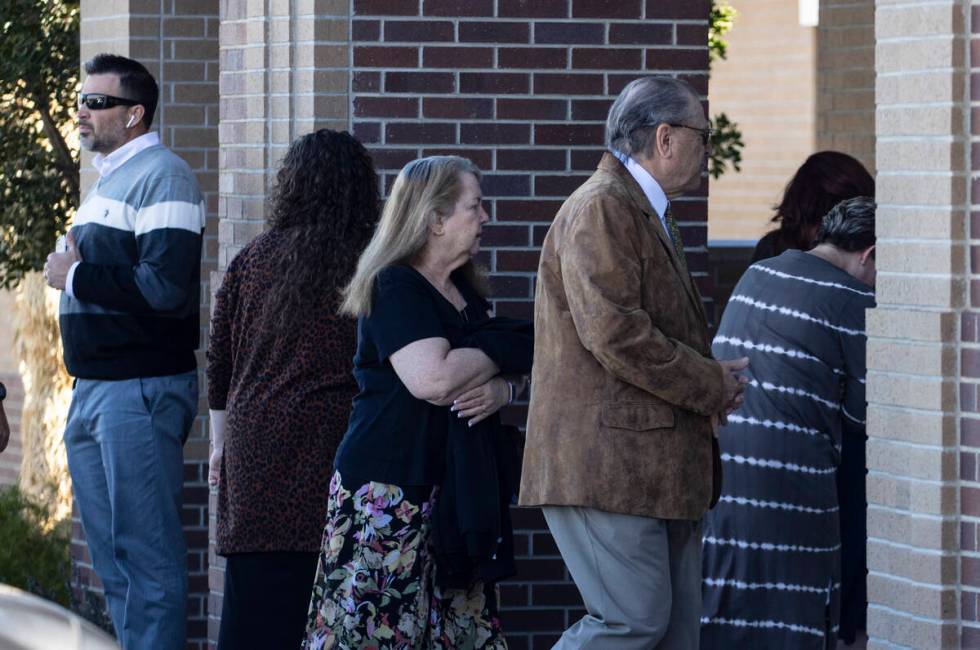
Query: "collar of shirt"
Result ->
[[92, 131, 160, 178], [610, 149, 670, 222]]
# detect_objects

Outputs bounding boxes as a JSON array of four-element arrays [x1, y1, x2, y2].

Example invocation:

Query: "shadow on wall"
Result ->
[[707, 243, 755, 335]]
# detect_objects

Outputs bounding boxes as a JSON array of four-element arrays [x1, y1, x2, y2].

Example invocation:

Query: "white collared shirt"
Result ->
[[66, 132, 162, 297], [610, 149, 673, 244], [92, 131, 160, 179]]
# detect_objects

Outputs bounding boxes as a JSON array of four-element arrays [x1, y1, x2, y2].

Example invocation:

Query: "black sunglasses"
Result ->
[[78, 93, 140, 111], [668, 123, 715, 146]]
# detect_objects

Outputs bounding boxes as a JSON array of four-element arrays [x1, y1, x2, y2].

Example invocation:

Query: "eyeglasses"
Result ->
[[78, 93, 140, 111], [668, 123, 715, 146]]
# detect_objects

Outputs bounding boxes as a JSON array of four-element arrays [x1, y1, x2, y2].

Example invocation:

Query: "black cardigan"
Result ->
[[430, 317, 533, 589]]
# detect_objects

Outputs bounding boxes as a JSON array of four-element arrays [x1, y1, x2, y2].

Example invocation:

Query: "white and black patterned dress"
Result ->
[[700, 250, 874, 649]]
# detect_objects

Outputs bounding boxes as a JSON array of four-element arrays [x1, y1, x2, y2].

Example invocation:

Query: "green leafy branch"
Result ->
[[708, 0, 744, 180], [0, 0, 80, 289], [709, 112, 743, 179], [709, 0, 738, 63]]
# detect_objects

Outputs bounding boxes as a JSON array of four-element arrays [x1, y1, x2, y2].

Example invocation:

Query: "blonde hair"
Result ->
[[341, 155, 488, 316]]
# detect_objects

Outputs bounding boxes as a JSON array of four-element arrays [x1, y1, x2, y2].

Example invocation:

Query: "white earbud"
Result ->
[[126, 114, 137, 128]]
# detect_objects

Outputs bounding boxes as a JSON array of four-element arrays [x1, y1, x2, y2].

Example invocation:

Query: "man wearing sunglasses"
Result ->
[[521, 76, 749, 649], [43, 53, 204, 650]]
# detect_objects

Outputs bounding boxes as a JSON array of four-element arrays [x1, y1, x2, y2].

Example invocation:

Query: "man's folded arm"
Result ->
[[73, 177, 204, 313]]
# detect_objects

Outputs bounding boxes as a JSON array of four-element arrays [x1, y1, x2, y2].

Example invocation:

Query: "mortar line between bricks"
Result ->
[[868, 468, 958, 484], [868, 536, 959, 555], [354, 17, 706, 25], [867, 602, 955, 627], [867, 570, 959, 590]]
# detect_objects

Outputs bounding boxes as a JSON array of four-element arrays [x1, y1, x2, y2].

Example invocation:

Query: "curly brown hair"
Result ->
[[263, 129, 379, 331]]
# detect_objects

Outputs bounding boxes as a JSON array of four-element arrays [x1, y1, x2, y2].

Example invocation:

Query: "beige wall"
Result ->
[[708, 0, 876, 243], [0, 291, 18, 373], [0, 290, 22, 487], [707, 0, 817, 242], [817, 0, 876, 174]]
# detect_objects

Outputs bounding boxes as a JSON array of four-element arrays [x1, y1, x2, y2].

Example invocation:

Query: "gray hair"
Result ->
[[605, 76, 701, 157], [813, 196, 876, 252]]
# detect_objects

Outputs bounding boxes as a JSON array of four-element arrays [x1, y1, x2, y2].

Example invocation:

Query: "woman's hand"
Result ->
[[208, 409, 227, 487], [451, 377, 510, 427], [208, 444, 223, 487]]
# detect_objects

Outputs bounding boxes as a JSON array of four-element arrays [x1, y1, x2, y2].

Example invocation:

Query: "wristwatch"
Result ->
[[0, 381, 6, 402]]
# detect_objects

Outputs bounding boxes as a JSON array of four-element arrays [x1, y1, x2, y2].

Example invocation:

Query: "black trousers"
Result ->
[[217, 551, 319, 650], [837, 432, 868, 644]]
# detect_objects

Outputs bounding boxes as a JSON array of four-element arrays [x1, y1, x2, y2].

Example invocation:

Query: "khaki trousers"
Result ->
[[543, 506, 703, 650]]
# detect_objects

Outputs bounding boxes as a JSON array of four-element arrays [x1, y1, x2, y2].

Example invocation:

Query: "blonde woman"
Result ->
[[303, 156, 519, 649]]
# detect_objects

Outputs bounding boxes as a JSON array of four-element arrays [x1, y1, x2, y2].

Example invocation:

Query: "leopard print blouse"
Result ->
[[207, 228, 358, 554]]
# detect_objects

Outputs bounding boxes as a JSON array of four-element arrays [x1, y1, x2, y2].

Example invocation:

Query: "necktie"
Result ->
[[663, 203, 688, 271]]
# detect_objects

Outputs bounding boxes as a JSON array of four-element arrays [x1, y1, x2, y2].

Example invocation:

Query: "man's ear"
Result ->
[[654, 123, 672, 159], [860, 244, 875, 265], [126, 105, 146, 128]]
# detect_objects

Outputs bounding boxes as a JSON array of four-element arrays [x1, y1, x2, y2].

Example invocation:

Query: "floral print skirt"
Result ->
[[302, 471, 507, 650]]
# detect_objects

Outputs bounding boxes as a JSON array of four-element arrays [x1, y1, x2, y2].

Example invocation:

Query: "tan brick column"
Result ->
[[817, 0, 876, 173], [80, 0, 131, 190], [962, 3, 980, 645], [208, 1, 350, 641], [79, 2, 219, 647], [216, 0, 349, 266], [868, 2, 966, 647]]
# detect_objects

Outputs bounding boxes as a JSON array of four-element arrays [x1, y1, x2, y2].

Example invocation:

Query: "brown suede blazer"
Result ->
[[520, 153, 726, 521]]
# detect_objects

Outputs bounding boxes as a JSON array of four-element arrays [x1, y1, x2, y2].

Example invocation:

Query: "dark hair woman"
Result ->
[[750, 151, 874, 264], [206, 129, 379, 649]]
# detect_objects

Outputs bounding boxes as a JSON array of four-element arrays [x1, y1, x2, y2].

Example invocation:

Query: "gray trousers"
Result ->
[[543, 506, 703, 650]]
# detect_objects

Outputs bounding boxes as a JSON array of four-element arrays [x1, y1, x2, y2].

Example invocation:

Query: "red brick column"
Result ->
[[166, 8, 221, 647], [349, 1, 710, 646]]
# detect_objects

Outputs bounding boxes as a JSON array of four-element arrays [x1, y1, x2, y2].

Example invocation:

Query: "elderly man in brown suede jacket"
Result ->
[[520, 76, 749, 649]]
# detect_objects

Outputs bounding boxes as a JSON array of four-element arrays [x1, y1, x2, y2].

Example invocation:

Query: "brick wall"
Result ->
[[208, 0, 711, 646], [79, 2, 219, 648], [868, 1, 966, 647], [816, 0, 875, 173], [350, 0, 712, 326], [210, 1, 352, 644], [707, 0, 877, 243], [159, 7, 220, 647], [963, 4, 980, 646], [67, 2, 980, 649], [707, 0, 817, 242], [347, 1, 710, 646]]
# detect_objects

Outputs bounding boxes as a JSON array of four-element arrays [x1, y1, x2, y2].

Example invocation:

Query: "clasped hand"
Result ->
[[450, 376, 510, 427], [717, 356, 750, 426], [44, 232, 81, 290]]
